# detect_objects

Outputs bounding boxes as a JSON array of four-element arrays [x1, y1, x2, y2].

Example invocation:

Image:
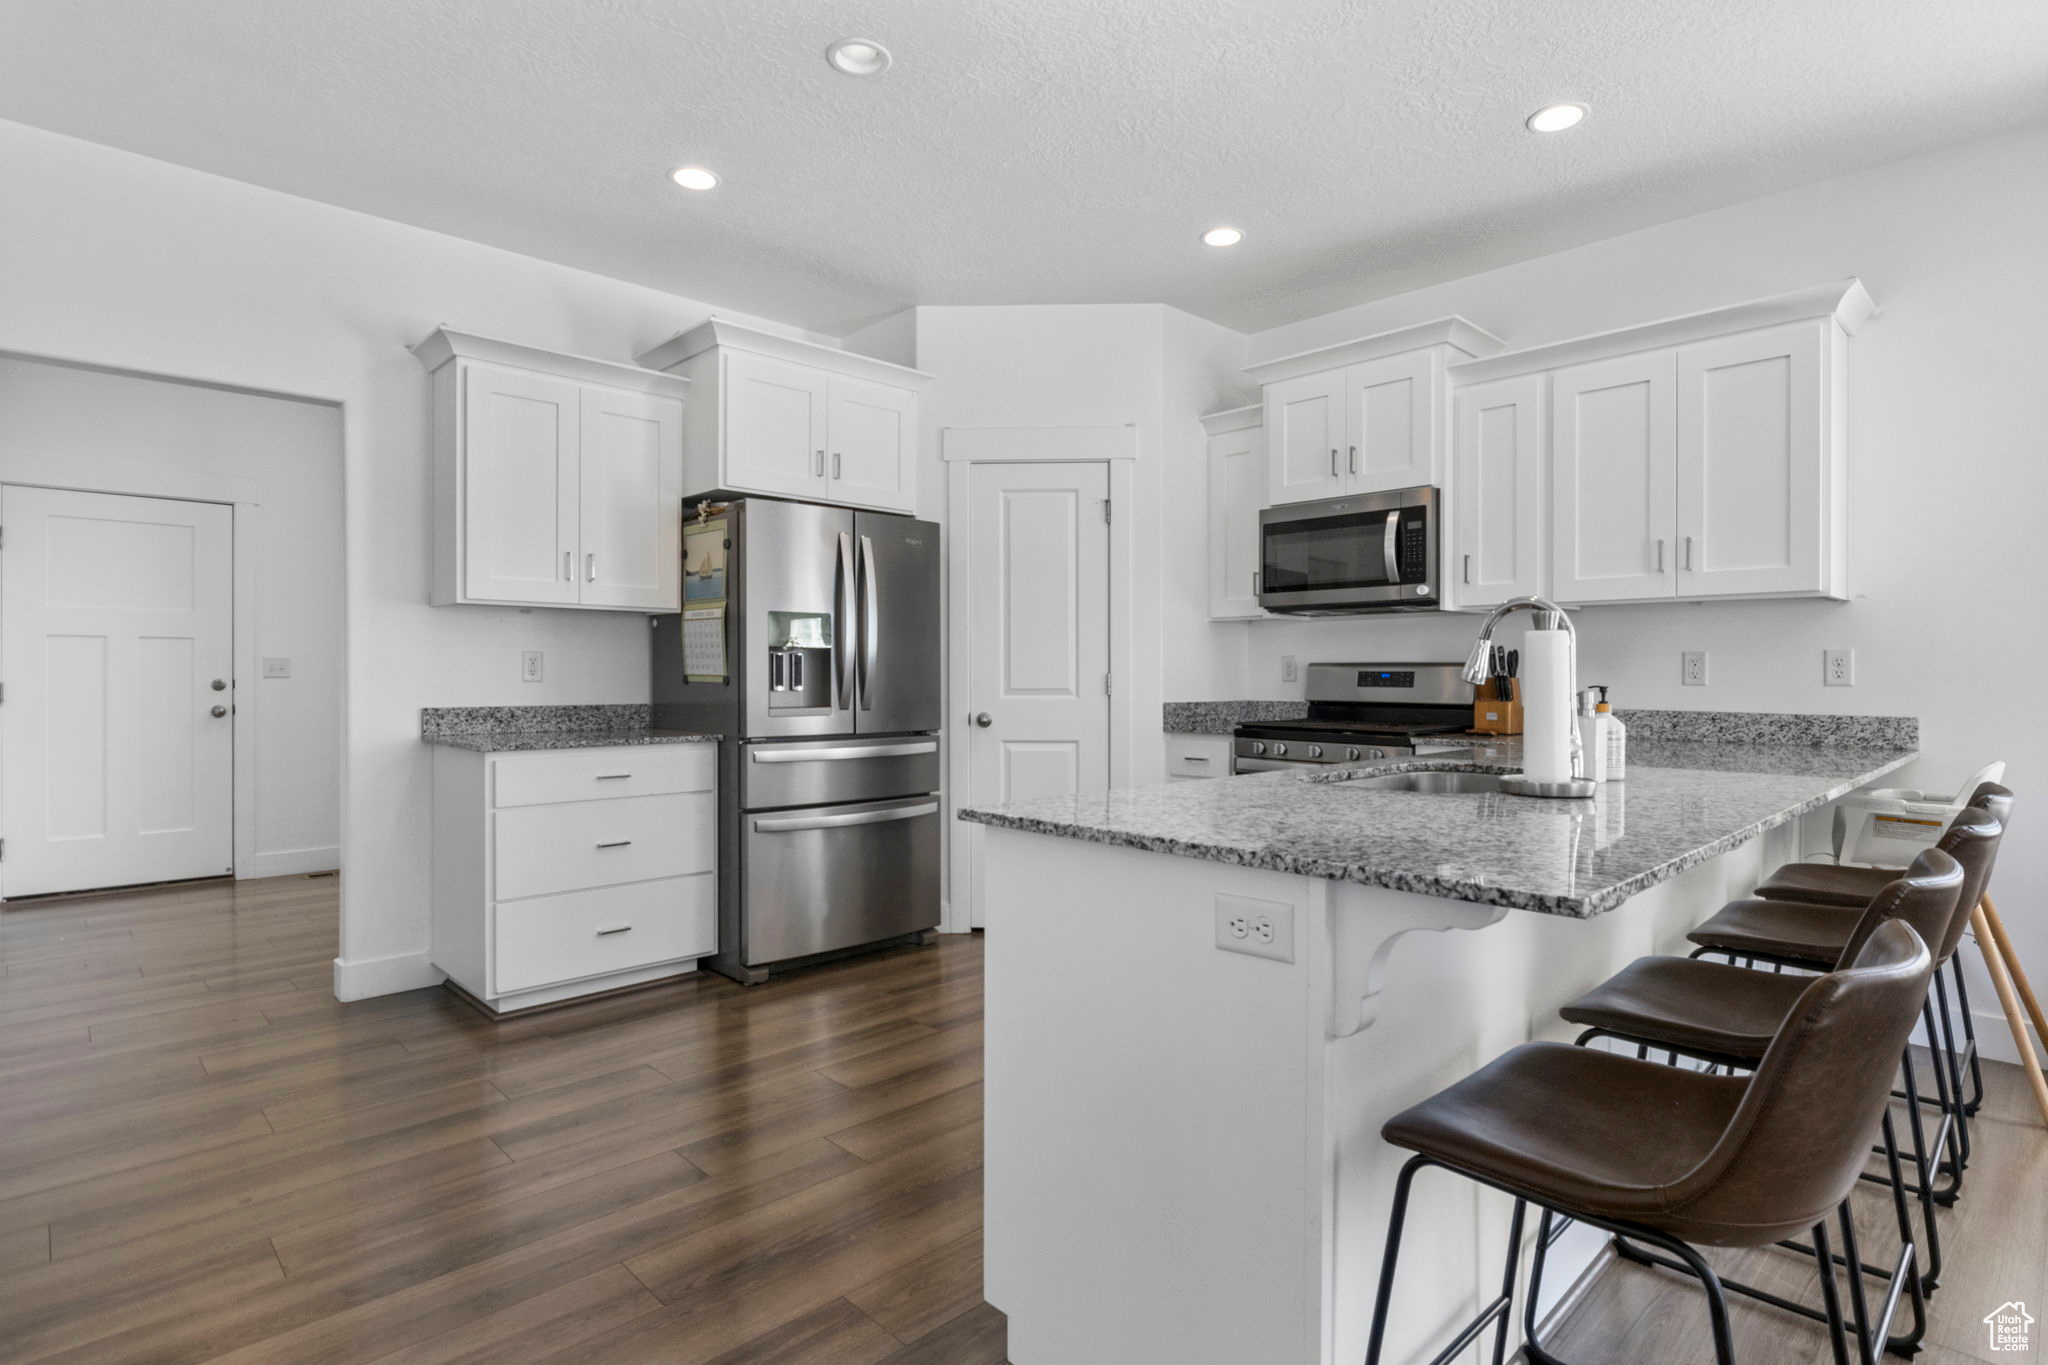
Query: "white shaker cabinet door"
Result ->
[[1551, 349, 1678, 604], [463, 362, 581, 605], [1263, 369, 1348, 506], [1207, 423, 1265, 619], [578, 385, 683, 610], [723, 350, 829, 499], [1344, 349, 1438, 493], [1676, 321, 1826, 598], [825, 375, 916, 512], [1449, 374, 1547, 609]]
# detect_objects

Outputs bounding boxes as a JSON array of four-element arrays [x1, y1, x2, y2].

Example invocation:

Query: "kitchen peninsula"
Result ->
[[960, 722, 1916, 1365]]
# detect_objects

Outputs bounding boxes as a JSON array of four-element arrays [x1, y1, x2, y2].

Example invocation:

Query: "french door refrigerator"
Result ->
[[652, 497, 941, 984]]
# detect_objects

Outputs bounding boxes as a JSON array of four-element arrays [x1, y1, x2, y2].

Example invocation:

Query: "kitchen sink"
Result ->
[[1345, 769, 1504, 794]]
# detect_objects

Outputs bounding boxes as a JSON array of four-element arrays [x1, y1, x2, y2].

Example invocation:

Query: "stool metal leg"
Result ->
[[1364, 1155, 1426, 1365], [1814, 1218, 1853, 1365], [1949, 956, 1986, 1117], [1930, 972, 1973, 1172]]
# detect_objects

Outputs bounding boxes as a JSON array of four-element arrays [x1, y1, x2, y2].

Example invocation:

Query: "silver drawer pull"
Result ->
[[1182, 756, 1210, 764], [596, 925, 633, 936], [594, 773, 632, 780], [595, 839, 633, 849]]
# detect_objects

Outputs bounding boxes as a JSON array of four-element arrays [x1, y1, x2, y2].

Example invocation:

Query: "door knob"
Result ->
[[210, 678, 227, 691], [974, 712, 992, 728], [210, 705, 228, 718]]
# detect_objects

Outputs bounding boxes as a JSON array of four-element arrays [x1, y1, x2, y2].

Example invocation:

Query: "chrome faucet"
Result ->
[[1463, 595, 1586, 784]]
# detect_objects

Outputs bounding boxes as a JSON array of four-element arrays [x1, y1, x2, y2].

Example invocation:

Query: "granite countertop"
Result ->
[[957, 740, 1916, 918], [419, 704, 717, 753]]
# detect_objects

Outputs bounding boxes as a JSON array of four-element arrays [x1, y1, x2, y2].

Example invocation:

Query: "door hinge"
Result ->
[[1104, 672, 1112, 697], [1102, 499, 1111, 525]]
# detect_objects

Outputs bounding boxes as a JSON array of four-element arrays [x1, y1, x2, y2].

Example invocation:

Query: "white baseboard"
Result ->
[[331, 951, 445, 1001], [238, 846, 340, 880], [1971, 1007, 2045, 1067]]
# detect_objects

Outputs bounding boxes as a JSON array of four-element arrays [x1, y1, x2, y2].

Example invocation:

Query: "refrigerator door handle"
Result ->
[[753, 802, 938, 833], [858, 534, 878, 712], [835, 531, 855, 710]]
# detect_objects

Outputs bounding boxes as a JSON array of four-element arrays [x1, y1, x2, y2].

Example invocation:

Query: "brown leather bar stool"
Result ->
[[1754, 783, 2015, 1123], [1558, 848, 1962, 1347], [1687, 801, 2007, 1200], [1365, 922, 1935, 1365]]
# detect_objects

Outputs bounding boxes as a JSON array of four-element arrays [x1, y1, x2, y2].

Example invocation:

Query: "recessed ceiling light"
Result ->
[[1201, 226, 1244, 247], [1526, 103, 1588, 133], [670, 166, 719, 190], [826, 39, 891, 76]]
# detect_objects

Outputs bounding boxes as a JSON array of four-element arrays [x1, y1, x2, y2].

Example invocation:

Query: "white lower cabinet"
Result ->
[[1165, 733, 1232, 780], [432, 744, 718, 1012]]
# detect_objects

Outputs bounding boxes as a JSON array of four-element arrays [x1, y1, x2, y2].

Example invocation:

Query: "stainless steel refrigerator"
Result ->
[[652, 497, 941, 984]]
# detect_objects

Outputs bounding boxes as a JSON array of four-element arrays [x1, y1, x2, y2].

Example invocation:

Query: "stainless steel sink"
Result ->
[[1345, 770, 1503, 794]]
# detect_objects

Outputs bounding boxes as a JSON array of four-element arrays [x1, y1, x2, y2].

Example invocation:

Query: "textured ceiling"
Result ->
[[3, 0, 2045, 333]]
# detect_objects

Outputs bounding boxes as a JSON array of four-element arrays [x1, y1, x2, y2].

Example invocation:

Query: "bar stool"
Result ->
[[1557, 848, 1962, 1349], [1754, 783, 2014, 1123], [1687, 800, 2007, 1202], [1365, 922, 1934, 1365]]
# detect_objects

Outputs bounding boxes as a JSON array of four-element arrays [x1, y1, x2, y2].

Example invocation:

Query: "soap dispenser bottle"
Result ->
[[1596, 687, 1625, 781], [1578, 689, 1608, 783]]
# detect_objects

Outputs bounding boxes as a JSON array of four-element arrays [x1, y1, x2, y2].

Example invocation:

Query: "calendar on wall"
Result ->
[[682, 516, 728, 683]]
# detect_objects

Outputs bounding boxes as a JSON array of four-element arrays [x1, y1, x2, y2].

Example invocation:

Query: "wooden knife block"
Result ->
[[1471, 683, 1523, 735]]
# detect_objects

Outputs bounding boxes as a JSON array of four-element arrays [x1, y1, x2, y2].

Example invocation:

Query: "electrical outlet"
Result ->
[[1281, 654, 1299, 683], [261, 657, 290, 679], [1824, 648, 1855, 687], [1682, 651, 1708, 687], [1215, 895, 1294, 963], [521, 651, 544, 683]]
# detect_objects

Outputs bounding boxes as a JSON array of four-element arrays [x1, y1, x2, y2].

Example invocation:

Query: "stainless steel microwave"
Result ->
[[1257, 486, 1439, 614]]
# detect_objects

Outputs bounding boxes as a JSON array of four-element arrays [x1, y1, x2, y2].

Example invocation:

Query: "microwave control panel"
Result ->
[[1397, 508, 1430, 582]]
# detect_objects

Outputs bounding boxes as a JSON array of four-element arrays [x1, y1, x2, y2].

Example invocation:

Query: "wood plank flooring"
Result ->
[[3, 874, 2042, 1363]]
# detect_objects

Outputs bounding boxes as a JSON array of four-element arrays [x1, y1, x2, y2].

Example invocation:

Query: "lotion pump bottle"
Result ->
[[1596, 686, 1625, 780], [1578, 689, 1608, 782]]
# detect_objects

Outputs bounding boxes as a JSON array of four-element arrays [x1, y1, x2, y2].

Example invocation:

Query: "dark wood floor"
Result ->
[[1, 875, 2041, 1364]]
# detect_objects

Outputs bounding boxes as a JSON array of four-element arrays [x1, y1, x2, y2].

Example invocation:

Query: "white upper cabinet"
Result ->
[[1201, 406, 1265, 619], [1447, 374, 1547, 610], [638, 320, 932, 515], [1450, 280, 1874, 607], [415, 330, 687, 612], [1551, 349, 1680, 604], [1247, 318, 1505, 507]]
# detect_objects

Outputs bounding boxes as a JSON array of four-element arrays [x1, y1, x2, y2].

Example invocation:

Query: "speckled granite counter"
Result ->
[[421, 704, 718, 753], [958, 740, 1915, 917]]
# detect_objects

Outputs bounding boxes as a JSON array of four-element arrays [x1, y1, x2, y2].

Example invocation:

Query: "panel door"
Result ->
[[1207, 425, 1265, 618], [1449, 375, 1547, 609], [965, 462, 1111, 927], [462, 362, 581, 605], [578, 385, 682, 610], [722, 351, 829, 499], [1263, 370, 1348, 505], [1, 487, 234, 896], [827, 377, 916, 512], [1551, 350, 1678, 604], [1676, 321, 1825, 598], [1344, 350, 1437, 493]]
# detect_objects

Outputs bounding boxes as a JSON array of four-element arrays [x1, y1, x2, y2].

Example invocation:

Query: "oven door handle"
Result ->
[[1382, 511, 1401, 585]]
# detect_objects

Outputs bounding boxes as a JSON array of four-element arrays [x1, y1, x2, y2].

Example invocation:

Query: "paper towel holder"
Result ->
[[1462, 596, 1597, 799]]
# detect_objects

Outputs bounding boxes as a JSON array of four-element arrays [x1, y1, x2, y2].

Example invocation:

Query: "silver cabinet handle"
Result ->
[[596, 925, 632, 936], [1251, 570, 1260, 596], [1684, 535, 1694, 570], [1348, 445, 1358, 475], [832, 452, 842, 479], [754, 802, 938, 833], [1329, 447, 1339, 477], [564, 550, 572, 581], [595, 839, 632, 849], [815, 449, 825, 477], [1655, 538, 1666, 572], [752, 740, 938, 763], [1463, 553, 1472, 585], [210, 705, 228, 718], [835, 531, 855, 709], [858, 534, 878, 712], [1182, 755, 1210, 764], [973, 712, 992, 728], [594, 772, 632, 780], [586, 553, 596, 582]]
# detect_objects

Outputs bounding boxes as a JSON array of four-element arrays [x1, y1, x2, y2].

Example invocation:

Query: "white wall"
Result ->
[[0, 358, 343, 874], [0, 119, 827, 997], [1218, 124, 2048, 1056]]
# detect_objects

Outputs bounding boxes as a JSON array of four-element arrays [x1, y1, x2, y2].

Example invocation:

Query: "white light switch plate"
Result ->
[[1215, 894, 1295, 964], [261, 657, 291, 679]]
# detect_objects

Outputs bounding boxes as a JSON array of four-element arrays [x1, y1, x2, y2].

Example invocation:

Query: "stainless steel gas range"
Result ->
[[1231, 661, 1476, 774]]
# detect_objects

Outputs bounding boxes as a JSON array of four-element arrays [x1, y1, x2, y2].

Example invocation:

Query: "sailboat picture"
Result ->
[[682, 518, 727, 602]]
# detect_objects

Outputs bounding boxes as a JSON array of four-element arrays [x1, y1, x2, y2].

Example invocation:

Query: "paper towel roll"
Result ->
[[1520, 628, 1573, 785]]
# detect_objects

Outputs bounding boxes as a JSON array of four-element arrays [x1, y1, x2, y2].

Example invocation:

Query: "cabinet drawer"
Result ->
[[492, 745, 715, 809], [494, 874, 715, 994], [495, 792, 714, 900], [1164, 734, 1231, 780]]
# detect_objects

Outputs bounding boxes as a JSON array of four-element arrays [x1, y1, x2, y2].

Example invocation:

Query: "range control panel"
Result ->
[[1355, 671, 1415, 688]]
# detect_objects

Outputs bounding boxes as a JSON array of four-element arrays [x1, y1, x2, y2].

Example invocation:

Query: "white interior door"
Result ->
[[964, 462, 1111, 928], [1, 487, 234, 897]]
